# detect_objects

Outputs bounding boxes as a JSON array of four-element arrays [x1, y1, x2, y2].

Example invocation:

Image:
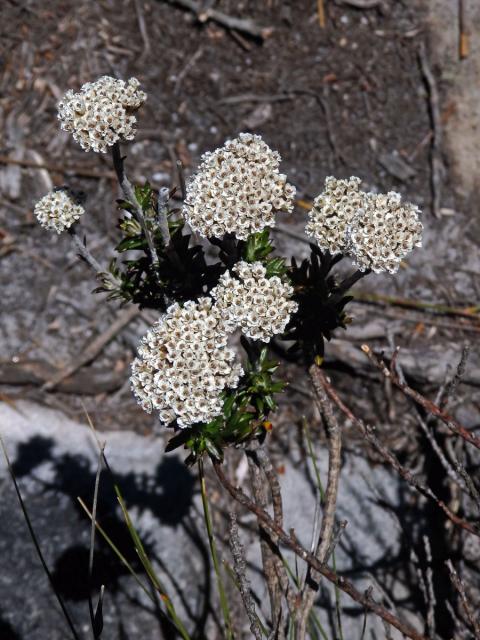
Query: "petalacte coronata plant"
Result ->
[[33, 76, 423, 462], [22, 69, 454, 640]]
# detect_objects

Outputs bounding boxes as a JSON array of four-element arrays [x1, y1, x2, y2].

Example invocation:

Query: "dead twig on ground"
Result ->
[[361, 344, 480, 451], [212, 459, 427, 640], [0, 154, 115, 180], [42, 305, 140, 391], [418, 41, 443, 218], [317, 0, 326, 28], [228, 511, 263, 640], [353, 292, 480, 320], [353, 306, 480, 336], [134, 0, 151, 58], [297, 364, 342, 638], [459, 0, 469, 59], [174, 46, 203, 94], [0, 360, 124, 395], [219, 93, 297, 105], [163, 0, 273, 40], [316, 366, 480, 537]]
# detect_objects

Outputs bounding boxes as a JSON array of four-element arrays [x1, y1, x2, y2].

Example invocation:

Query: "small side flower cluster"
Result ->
[[211, 261, 298, 342], [58, 76, 146, 153], [183, 133, 296, 240], [306, 176, 423, 273], [130, 299, 243, 428], [349, 191, 423, 273], [34, 190, 84, 233], [306, 176, 363, 254]]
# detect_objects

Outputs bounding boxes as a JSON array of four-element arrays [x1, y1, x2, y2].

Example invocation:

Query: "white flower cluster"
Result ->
[[306, 176, 363, 254], [211, 261, 298, 342], [183, 133, 296, 240], [349, 191, 423, 273], [130, 299, 243, 428], [306, 176, 423, 273], [58, 76, 146, 153], [34, 190, 84, 233]]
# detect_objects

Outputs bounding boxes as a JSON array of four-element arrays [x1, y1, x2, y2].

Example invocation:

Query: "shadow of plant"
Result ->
[[10, 435, 214, 639]]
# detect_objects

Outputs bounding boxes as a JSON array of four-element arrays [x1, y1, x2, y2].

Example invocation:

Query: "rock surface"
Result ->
[[0, 400, 421, 639]]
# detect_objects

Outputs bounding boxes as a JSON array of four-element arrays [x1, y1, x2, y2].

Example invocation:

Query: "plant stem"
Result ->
[[198, 458, 233, 640], [111, 142, 162, 276], [68, 225, 119, 289]]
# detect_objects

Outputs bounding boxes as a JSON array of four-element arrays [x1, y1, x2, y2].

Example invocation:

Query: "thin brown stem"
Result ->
[[446, 560, 480, 638], [254, 447, 297, 616], [228, 511, 263, 640]]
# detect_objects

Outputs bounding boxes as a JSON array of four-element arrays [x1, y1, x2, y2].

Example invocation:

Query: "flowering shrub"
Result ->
[[211, 260, 298, 342], [131, 298, 243, 427], [32, 75, 424, 460]]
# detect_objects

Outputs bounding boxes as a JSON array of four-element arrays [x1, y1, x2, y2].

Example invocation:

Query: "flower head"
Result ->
[[183, 133, 296, 240], [306, 176, 423, 273], [305, 176, 363, 254], [34, 189, 84, 233], [349, 191, 423, 273], [130, 298, 243, 428], [58, 76, 146, 153], [211, 261, 298, 342]]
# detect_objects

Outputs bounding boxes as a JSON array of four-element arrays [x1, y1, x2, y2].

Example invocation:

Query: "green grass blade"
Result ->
[[198, 459, 233, 640], [78, 497, 155, 603]]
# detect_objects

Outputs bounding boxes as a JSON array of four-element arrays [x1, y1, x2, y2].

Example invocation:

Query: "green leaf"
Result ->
[[116, 236, 148, 252]]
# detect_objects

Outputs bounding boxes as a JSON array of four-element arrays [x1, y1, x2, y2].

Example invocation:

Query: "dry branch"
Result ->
[[362, 344, 480, 451], [297, 364, 343, 638], [246, 446, 284, 636], [316, 367, 480, 537], [212, 460, 427, 640], [418, 41, 443, 218], [228, 511, 263, 640], [446, 560, 480, 638]]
